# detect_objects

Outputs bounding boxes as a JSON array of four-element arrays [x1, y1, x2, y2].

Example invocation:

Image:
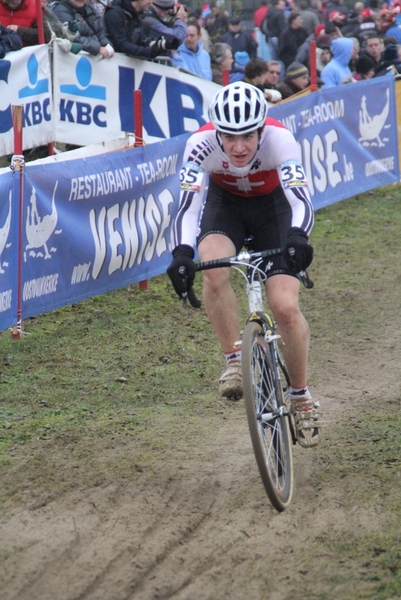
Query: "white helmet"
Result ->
[[209, 82, 267, 134]]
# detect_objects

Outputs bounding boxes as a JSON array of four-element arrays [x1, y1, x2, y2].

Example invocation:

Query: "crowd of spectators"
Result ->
[[2, 0, 401, 106]]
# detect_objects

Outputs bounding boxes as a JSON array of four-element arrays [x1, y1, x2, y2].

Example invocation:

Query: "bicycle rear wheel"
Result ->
[[242, 321, 293, 511]]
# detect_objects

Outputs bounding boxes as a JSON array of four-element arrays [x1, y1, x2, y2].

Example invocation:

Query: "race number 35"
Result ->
[[280, 161, 307, 188], [180, 162, 204, 191]]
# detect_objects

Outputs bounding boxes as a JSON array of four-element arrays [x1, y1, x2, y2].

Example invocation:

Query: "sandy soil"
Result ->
[[1, 309, 400, 600]]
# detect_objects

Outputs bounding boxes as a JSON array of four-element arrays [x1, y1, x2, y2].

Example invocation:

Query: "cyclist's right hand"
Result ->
[[167, 244, 196, 299]]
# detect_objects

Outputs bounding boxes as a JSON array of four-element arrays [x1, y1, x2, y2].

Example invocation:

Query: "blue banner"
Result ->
[[269, 77, 399, 209], [0, 170, 18, 330], [22, 135, 189, 318]]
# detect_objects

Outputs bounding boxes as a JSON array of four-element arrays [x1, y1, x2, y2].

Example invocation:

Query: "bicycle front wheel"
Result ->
[[242, 321, 293, 511]]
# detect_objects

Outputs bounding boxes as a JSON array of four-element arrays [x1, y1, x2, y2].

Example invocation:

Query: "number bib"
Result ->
[[180, 162, 205, 191], [279, 160, 308, 190]]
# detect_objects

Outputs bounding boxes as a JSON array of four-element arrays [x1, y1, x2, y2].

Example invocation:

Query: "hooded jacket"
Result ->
[[320, 37, 354, 88], [172, 41, 212, 80]]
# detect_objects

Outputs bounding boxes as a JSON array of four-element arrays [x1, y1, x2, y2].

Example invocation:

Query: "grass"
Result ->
[[2, 184, 401, 597]]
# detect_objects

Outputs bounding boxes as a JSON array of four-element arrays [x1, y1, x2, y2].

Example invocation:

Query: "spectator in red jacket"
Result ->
[[0, 0, 51, 45]]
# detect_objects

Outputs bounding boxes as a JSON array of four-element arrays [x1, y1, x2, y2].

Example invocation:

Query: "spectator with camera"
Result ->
[[141, 0, 187, 47], [104, 0, 174, 59]]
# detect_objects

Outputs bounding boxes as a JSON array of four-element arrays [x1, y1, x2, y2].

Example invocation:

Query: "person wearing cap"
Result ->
[[328, 9, 347, 30], [166, 81, 319, 448], [320, 36, 358, 87], [276, 60, 309, 98], [172, 19, 212, 79], [141, 0, 188, 45], [218, 15, 257, 60]]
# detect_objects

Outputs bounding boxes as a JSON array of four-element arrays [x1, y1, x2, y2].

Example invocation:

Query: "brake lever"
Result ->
[[178, 266, 188, 306]]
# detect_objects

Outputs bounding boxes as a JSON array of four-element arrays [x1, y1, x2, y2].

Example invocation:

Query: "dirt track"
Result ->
[[2, 318, 400, 600]]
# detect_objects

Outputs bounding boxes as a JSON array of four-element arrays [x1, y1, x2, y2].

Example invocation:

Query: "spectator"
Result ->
[[327, 9, 347, 32], [261, 0, 287, 59], [276, 60, 309, 97], [104, 0, 174, 59], [254, 0, 269, 60], [324, 21, 343, 40], [264, 58, 282, 89], [295, 22, 328, 66], [244, 56, 282, 102], [320, 36, 356, 87], [203, 0, 228, 44], [297, 0, 321, 36], [254, 0, 268, 29], [209, 41, 233, 85], [141, 0, 188, 46], [316, 36, 332, 74], [0, 22, 23, 55], [324, 0, 348, 19], [377, 7, 401, 45], [0, 0, 52, 45], [353, 53, 375, 79], [219, 16, 257, 60], [172, 20, 212, 79], [230, 50, 249, 82], [343, 7, 378, 48], [277, 12, 309, 69], [361, 32, 384, 65], [52, 0, 114, 58], [374, 42, 401, 76]]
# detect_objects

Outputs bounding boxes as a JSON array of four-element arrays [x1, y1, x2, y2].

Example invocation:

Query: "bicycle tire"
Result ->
[[242, 321, 293, 511]]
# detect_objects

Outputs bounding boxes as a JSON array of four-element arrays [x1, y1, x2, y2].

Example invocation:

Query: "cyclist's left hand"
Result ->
[[167, 244, 195, 298], [284, 227, 313, 271]]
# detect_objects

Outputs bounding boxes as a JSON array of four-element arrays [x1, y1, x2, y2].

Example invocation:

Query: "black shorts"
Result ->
[[197, 179, 297, 278]]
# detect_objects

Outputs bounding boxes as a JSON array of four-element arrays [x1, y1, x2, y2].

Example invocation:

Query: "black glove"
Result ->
[[284, 227, 313, 271], [167, 244, 195, 298]]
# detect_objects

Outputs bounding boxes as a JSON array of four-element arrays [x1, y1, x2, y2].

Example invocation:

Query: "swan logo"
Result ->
[[359, 89, 390, 148], [24, 182, 62, 261], [0, 192, 12, 274]]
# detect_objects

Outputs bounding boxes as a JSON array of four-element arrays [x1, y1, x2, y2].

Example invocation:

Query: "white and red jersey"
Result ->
[[174, 117, 314, 248]]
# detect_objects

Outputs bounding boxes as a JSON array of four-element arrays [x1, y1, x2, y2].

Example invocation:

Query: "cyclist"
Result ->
[[167, 81, 319, 448]]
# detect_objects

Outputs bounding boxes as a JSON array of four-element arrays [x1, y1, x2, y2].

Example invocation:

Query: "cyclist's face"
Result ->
[[220, 131, 259, 167]]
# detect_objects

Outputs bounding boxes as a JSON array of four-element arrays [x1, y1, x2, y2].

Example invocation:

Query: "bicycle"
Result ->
[[181, 242, 313, 511]]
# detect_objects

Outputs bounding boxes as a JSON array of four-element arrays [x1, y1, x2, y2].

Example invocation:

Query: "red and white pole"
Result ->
[[133, 90, 148, 290], [11, 105, 24, 340]]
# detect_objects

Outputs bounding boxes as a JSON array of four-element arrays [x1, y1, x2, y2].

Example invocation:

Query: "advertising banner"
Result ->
[[0, 45, 54, 157], [0, 170, 18, 330], [21, 134, 189, 319], [52, 45, 221, 146], [269, 77, 400, 209]]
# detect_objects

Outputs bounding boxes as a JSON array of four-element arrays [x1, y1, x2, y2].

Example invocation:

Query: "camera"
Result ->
[[150, 36, 181, 54]]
